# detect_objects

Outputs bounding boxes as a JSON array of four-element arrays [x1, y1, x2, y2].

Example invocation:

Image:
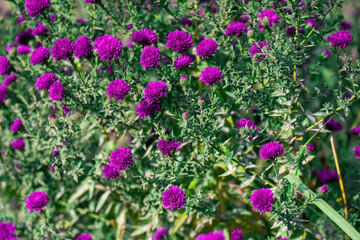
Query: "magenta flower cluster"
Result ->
[[0, 221, 17, 240], [231, 228, 244, 240], [166, 30, 193, 53], [162, 186, 186, 210], [102, 147, 133, 179], [326, 30, 353, 49], [25, 191, 49, 213], [195, 231, 225, 240], [107, 79, 131, 102], [259, 141, 283, 160], [153, 227, 168, 240], [132, 29, 157, 45], [196, 39, 218, 59], [250, 188, 274, 214], [75, 233, 93, 240]]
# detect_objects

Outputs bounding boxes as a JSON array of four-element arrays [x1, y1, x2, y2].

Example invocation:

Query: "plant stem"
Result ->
[[330, 134, 348, 220]]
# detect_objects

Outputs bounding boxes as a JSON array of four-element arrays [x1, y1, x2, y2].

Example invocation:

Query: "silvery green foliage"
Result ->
[[0, 0, 360, 239]]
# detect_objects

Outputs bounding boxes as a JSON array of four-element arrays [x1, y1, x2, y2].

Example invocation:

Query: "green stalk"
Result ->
[[285, 174, 360, 240]]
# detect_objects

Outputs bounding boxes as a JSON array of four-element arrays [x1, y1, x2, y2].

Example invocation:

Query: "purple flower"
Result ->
[[52, 150, 59, 157], [225, 22, 248, 36], [30, 47, 50, 65], [2, 74, 17, 87], [340, 21, 352, 30], [33, 25, 47, 36], [306, 143, 315, 151], [12, 138, 25, 150], [236, 118, 258, 131], [231, 228, 244, 240], [173, 55, 195, 69], [15, 28, 34, 45], [182, 112, 189, 118], [63, 106, 70, 115], [162, 186, 186, 210], [35, 73, 57, 90], [25, 0, 51, 18], [102, 164, 121, 179], [166, 30, 193, 53], [126, 24, 133, 30], [250, 188, 274, 214], [49, 13, 56, 21], [7, 44, 14, 53], [51, 38, 75, 61], [180, 75, 187, 82], [259, 141, 283, 160], [323, 49, 331, 57], [107, 79, 131, 102], [0, 86, 7, 103], [257, 9, 280, 32], [153, 227, 168, 240], [136, 101, 161, 118], [25, 191, 49, 213], [0, 221, 16, 240], [299, 28, 305, 35], [0, 56, 11, 75], [84, 0, 99, 3], [94, 35, 122, 61], [350, 126, 360, 135], [48, 81, 65, 101], [196, 39, 218, 59], [10, 119, 22, 132], [75, 233, 93, 240], [157, 138, 181, 157], [196, 231, 225, 240], [144, 81, 168, 103], [248, 41, 271, 62], [324, 118, 343, 131], [17, 45, 32, 55], [109, 147, 133, 171], [200, 67, 223, 85], [182, 18, 192, 26], [320, 185, 329, 193], [355, 146, 360, 159], [277, 238, 289, 240], [76, 18, 87, 24], [286, 26, 296, 36], [132, 29, 157, 45], [74, 36, 92, 59], [316, 169, 338, 183], [325, 30, 353, 49], [106, 67, 114, 73], [140, 46, 162, 70]]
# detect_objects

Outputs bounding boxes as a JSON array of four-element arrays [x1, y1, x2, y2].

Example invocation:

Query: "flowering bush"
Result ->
[[1, 0, 360, 239]]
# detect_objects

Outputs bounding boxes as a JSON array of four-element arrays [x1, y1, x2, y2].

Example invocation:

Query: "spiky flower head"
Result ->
[[107, 79, 131, 102], [136, 101, 161, 118], [0, 56, 11, 75], [257, 9, 280, 32], [196, 39, 218, 59], [30, 47, 50, 65], [200, 67, 223, 85], [153, 227, 168, 240], [325, 30, 353, 49], [51, 38, 75, 61], [109, 147, 133, 171], [173, 55, 195, 69], [12, 138, 25, 150], [102, 164, 121, 179], [250, 188, 274, 214], [94, 35, 122, 61], [132, 29, 157, 45], [157, 138, 181, 157], [74, 36, 92, 59], [2, 74, 17, 87], [35, 73, 57, 91], [195, 231, 225, 240], [162, 186, 186, 210], [48, 81, 65, 101], [144, 81, 168, 103], [259, 141, 283, 160], [25, 0, 51, 18], [166, 30, 193, 53], [0, 221, 17, 240], [140, 46, 162, 70], [25, 191, 49, 212], [32, 24, 47, 36], [320, 185, 329, 193], [354, 146, 360, 159], [231, 228, 244, 240], [10, 119, 22, 132], [225, 22, 248, 36]]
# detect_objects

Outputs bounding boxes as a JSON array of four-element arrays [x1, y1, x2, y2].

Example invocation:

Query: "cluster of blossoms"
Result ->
[[0, 0, 358, 239], [0, 221, 17, 240], [102, 147, 134, 179], [25, 191, 49, 213]]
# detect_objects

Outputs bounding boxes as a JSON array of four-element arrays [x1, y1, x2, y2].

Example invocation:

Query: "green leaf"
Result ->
[[285, 174, 360, 240]]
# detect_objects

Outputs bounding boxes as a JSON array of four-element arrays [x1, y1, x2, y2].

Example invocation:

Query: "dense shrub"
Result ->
[[0, 0, 360, 239]]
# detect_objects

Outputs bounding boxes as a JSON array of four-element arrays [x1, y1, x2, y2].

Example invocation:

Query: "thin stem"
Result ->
[[330, 134, 348, 220]]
